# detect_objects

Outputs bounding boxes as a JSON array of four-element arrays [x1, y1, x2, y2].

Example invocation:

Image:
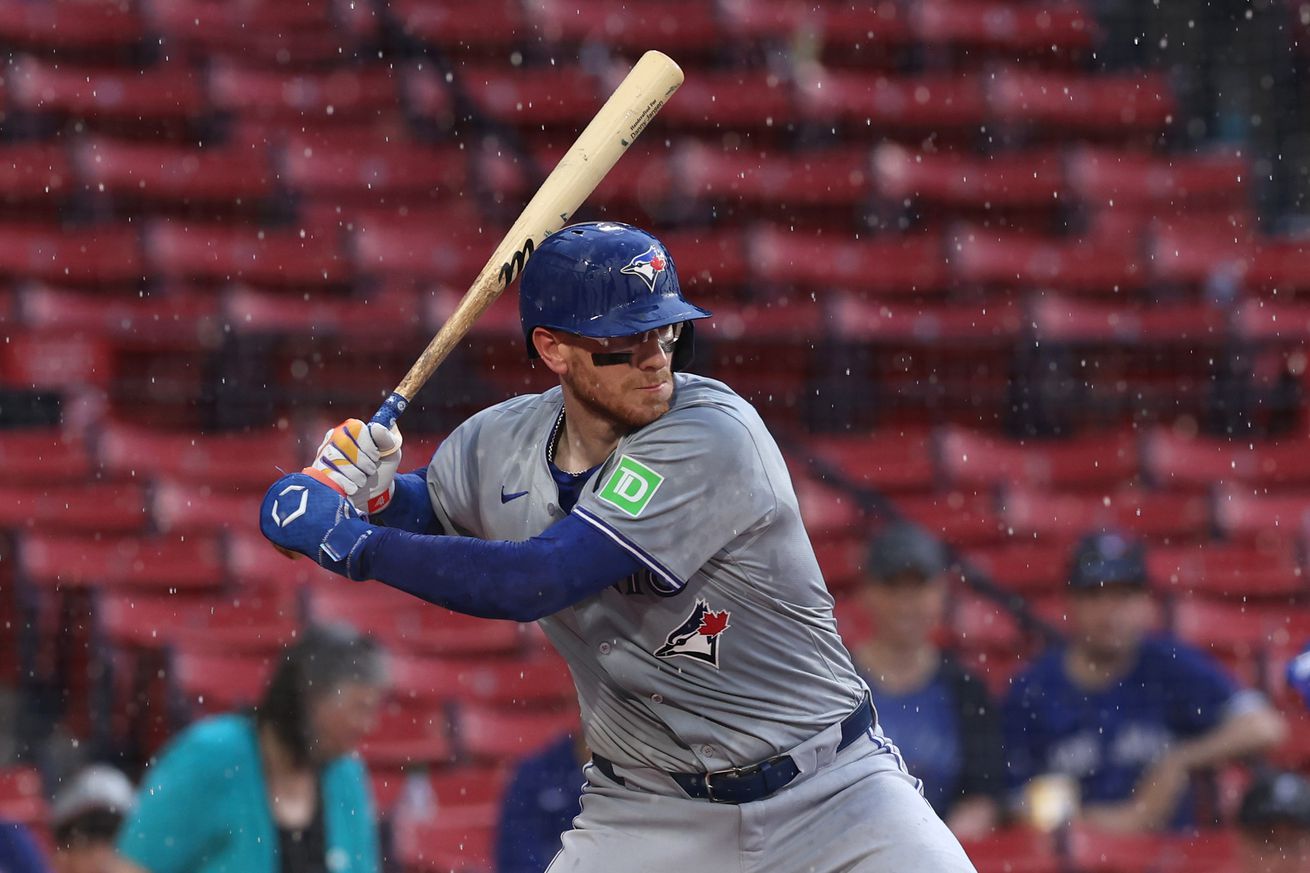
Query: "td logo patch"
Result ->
[[598, 456, 663, 518], [655, 599, 731, 668]]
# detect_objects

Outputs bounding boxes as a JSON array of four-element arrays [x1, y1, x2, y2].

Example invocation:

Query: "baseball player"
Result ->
[[261, 222, 977, 872]]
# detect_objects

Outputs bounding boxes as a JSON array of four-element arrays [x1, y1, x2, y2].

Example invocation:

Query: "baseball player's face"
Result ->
[[546, 328, 677, 428], [1069, 586, 1154, 661], [859, 572, 947, 648]]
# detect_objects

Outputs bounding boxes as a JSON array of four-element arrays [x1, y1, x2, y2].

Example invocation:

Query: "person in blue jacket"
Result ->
[[496, 732, 588, 873], [1003, 531, 1287, 832], [114, 624, 387, 873]]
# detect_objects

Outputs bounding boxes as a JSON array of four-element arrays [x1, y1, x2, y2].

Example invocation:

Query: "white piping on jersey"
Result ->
[[868, 731, 926, 796], [573, 506, 685, 596]]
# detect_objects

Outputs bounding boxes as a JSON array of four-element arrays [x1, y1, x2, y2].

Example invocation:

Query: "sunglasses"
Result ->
[[563, 323, 684, 367]]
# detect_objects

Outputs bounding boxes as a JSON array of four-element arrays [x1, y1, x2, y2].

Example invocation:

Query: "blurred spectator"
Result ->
[[496, 732, 588, 873], [0, 820, 50, 873], [114, 624, 387, 873], [1003, 531, 1287, 833], [51, 765, 134, 873], [1288, 643, 1310, 711], [852, 522, 1003, 840], [1236, 770, 1310, 873]]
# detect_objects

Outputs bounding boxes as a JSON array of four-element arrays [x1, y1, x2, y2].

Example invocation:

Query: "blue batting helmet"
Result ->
[[519, 222, 711, 369]]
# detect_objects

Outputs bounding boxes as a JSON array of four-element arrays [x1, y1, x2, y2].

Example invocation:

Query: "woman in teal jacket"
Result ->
[[115, 624, 387, 873]]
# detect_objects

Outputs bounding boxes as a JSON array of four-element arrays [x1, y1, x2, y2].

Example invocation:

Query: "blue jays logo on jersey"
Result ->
[[619, 245, 668, 292], [654, 598, 730, 668]]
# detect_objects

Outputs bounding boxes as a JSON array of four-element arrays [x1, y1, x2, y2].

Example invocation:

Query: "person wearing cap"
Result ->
[[112, 624, 386, 873], [1002, 531, 1287, 833], [853, 522, 1004, 840], [51, 765, 134, 873], [1236, 770, 1310, 873]]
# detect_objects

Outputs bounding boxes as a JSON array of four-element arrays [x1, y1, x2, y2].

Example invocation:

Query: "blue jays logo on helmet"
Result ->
[[619, 245, 669, 292]]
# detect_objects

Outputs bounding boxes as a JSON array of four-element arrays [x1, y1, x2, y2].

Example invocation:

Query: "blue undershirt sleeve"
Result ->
[[356, 513, 642, 622], [371, 469, 439, 534]]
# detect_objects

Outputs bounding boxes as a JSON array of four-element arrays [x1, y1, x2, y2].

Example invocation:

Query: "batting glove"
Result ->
[[307, 419, 403, 515], [260, 472, 376, 580]]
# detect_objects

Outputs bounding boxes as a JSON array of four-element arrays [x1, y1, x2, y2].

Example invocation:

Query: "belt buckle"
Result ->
[[703, 765, 747, 803]]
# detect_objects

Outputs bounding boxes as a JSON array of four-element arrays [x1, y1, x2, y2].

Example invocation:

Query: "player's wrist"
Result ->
[[320, 516, 377, 581]]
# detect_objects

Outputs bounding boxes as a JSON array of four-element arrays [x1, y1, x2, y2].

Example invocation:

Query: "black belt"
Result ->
[[591, 695, 873, 804]]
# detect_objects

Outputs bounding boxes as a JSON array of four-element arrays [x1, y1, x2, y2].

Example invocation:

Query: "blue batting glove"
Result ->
[[260, 472, 377, 580]]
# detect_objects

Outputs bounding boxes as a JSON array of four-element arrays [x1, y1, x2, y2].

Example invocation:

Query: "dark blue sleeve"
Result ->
[[371, 469, 439, 534], [1160, 640, 1240, 736], [358, 513, 643, 622], [1001, 671, 1046, 793], [0, 822, 52, 873]]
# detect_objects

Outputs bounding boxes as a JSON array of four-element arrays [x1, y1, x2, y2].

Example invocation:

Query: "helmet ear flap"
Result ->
[[671, 321, 697, 371]]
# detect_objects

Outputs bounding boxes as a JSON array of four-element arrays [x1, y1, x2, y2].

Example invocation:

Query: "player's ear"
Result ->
[[533, 327, 570, 375]]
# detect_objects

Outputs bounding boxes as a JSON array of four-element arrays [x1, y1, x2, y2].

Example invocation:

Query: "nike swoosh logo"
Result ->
[[500, 487, 530, 504]]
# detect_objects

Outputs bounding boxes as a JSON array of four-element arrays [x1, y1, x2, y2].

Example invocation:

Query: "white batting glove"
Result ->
[[308, 419, 403, 514]]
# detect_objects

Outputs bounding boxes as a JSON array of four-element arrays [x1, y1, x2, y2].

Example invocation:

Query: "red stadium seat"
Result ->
[[798, 71, 987, 136], [1213, 486, 1310, 542], [393, 0, 531, 56], [395, 818, 494, 873], [0, 766, 49, 835], [1149, 222, 1253, 287], [1244, 238, 1310, 297], [965, 541, 1070, 596], [282, 135, 468, 212], [351, 214, 492, 285], [458, 64, 602, 129], [523, 142, 677, 217], [8, 57, 206, 137], [224, 285, 423, 339], [455, 702, 578, 763], [0, 429, 91, 484], [148, 0, 376, 68], [0, 142, 72, 214], [399, 64, 456, 130], [0, 482, 148, 534], [151, 481, 256, 536], [144, 220, 351, 290], [307, 585, 525, 657], [748, 226, 948, 296], [912, 0, 1096, 61], [987, 69, 1176, 140], [872, 144, 1065, 212], [1172, 600, 1310, 662], [209, 64, 399, 127], [96, 420, 302, 490], [96, 588, 300, 653], [681, 143, 875, 211], [168, 645, 275, 718], [791, 473, 864, 544], [0, 0, 144, 57], [959, 826, 1060, 873], [1235, 299, 1310, 344], [389, 652, 577, 710], [805, 428, 938, 492], [19, 285, 222, 350], [0, 223, 143, 286], [371, 765, 507, 823], [1066, 824, 1241, 873], [1, 332, 113, 391], [949, 229, 1146, 294], [1148, 540, 1305, 600], [357, 700, 457, 770], [656, 227, 749, 297], [18, 533, 226, 591], [999, 487, 1212, 544], [893, 491, 1005, 547], [938, 427, 1139, 491], [74, 138, 275, 216], [658, 69, 797, 132], [1144, 427, 1310, 490], [723, 0, 913, 67], [532, 0, 723, 57], [829, 296, 1025, 343], [1066, 148, 1251, 214], [1029, 297, 1227, 344]]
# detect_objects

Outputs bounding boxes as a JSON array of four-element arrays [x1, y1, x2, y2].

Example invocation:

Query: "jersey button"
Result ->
[[597, 642, 612, 655], [701, 745, 717, 757], [650, 694, 663, 704]]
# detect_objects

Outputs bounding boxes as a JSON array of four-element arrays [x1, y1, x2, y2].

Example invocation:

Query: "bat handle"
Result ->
[[371, 391, 409, 431]]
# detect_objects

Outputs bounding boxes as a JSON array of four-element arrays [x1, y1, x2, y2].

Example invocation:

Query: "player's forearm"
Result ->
[[371, 470, 439, 534], [1173, 703, 1288, 770], [356, 514, 641, 621]]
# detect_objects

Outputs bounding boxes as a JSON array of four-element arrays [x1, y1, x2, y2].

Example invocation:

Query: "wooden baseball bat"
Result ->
[[369, 50, 684, 430]]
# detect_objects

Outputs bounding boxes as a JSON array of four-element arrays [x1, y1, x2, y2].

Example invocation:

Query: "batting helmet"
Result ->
[[519, 222, 711, 370]]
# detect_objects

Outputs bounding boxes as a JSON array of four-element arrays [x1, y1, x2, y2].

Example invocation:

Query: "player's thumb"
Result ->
[[367, 421, 402, 457]]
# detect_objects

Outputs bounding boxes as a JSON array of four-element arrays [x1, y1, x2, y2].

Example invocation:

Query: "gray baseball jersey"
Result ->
[[425, 373, 868, 775]]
